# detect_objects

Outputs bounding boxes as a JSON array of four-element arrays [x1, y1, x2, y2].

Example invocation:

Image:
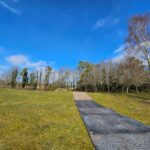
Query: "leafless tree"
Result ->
[[126, 13, 150, 73], [0, 67, 18, 87]]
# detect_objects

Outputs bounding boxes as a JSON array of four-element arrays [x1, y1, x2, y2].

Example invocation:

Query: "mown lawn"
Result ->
[[89, 92, 150, 126], [129, 92, 150, 101], [0, 88, 93, 150]]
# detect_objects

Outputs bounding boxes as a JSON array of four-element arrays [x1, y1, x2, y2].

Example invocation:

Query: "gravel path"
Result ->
[[73, 92, 150, 150]]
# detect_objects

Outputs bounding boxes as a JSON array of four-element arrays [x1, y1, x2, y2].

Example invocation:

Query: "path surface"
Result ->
[[73, 92, 150, 150]]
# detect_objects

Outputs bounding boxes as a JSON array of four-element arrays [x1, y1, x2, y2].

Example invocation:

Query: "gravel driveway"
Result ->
[[73, 92, 150, 150]]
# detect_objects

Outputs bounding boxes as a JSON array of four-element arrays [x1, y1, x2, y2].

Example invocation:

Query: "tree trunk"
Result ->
[[107, 84, 110, 93], [94, 87, 97, 92], [122, 86, 124, 93], [126, 86, 129, 94], [85, 85, 87, 92], [148, 63, 150, 75], [146, 50, 150, 75], [93, 83, 97, 92], [136, 86, 139, 93]]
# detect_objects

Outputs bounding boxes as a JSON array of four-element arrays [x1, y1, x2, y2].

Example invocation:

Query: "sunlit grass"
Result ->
[[129, 92, 150, 100], [89, 92, 150, 126], [0, 88, 93, 150]]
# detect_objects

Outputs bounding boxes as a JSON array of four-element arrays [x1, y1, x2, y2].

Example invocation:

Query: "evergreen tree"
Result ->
[[20, 68, 28, 88]]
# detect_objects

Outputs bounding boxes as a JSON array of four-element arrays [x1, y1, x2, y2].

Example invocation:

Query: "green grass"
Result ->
[[89, 92, 150, 126], [0, 88, 93, 150], [129, 92, 150, 101]]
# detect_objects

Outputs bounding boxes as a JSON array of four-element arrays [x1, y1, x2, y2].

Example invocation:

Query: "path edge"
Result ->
[[73, 92, 96, 150]]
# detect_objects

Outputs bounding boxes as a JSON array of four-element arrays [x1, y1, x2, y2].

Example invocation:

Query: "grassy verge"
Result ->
[[89, 92, 150, 126], [0, 88, 93, 150], [129, 92, 150, 100]]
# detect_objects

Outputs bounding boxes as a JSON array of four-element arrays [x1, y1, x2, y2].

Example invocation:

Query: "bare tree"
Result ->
[[0, 70, 11, 86], [0, 67, 18, 87], [119, 57, 145, 93], [86, 65, 100, 92], [126, 14, 150, 73]]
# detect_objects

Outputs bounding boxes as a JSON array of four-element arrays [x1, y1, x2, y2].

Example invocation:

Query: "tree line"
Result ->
[[77, 13, 150, 93], [77, 57, 149, 93], [0, 66, 79, 90], [0, 13, 150, 93]]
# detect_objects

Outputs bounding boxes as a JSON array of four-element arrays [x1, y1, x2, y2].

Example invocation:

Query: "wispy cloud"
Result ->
[[114, 44, 125, 53], [94, 17, 109, 29], [27, 61, 47, 69], [112, 53, 125, 63], [112, 44, 126, 63], [93, 16, 120, 29], [6, 54, 51, 70], [0, 0, 19, 15], [6, 54, 29, 66]]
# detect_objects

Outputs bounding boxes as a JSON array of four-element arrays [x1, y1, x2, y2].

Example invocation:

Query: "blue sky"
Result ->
[[0, 0, 150, 71]]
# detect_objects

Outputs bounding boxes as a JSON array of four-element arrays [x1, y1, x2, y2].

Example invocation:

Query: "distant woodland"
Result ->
[[0, 13, 150, 93]]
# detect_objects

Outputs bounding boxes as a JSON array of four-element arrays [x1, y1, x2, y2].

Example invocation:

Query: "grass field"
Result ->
[[0, 88, 93, 150], [89, 92, 150, 126], [129, 92, 150, 101]]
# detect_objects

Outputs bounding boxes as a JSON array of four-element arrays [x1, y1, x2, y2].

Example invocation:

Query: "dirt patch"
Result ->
[[73, 92, 93, 101]]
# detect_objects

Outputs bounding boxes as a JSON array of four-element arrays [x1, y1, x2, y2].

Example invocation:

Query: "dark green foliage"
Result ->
[[20, 68, 28, 88], [29, 72, 37, 89], [11, 68, 18, 87], [44, 66, 52, 89], [77, 61, 93, 91]]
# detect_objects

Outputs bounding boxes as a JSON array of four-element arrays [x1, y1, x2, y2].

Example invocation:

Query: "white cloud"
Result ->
[[6, 54, 51, 70], [94, 17, 109, 29], [108, 41, 150, 64], [114, 44, 125, 53], [93, 16, 119, 29], [0, 0, 19, 15], [110, 44, 126, 63], [6, 54, 28, 65], [26, 61, 47, 69], [112, 53, 125, 63]]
